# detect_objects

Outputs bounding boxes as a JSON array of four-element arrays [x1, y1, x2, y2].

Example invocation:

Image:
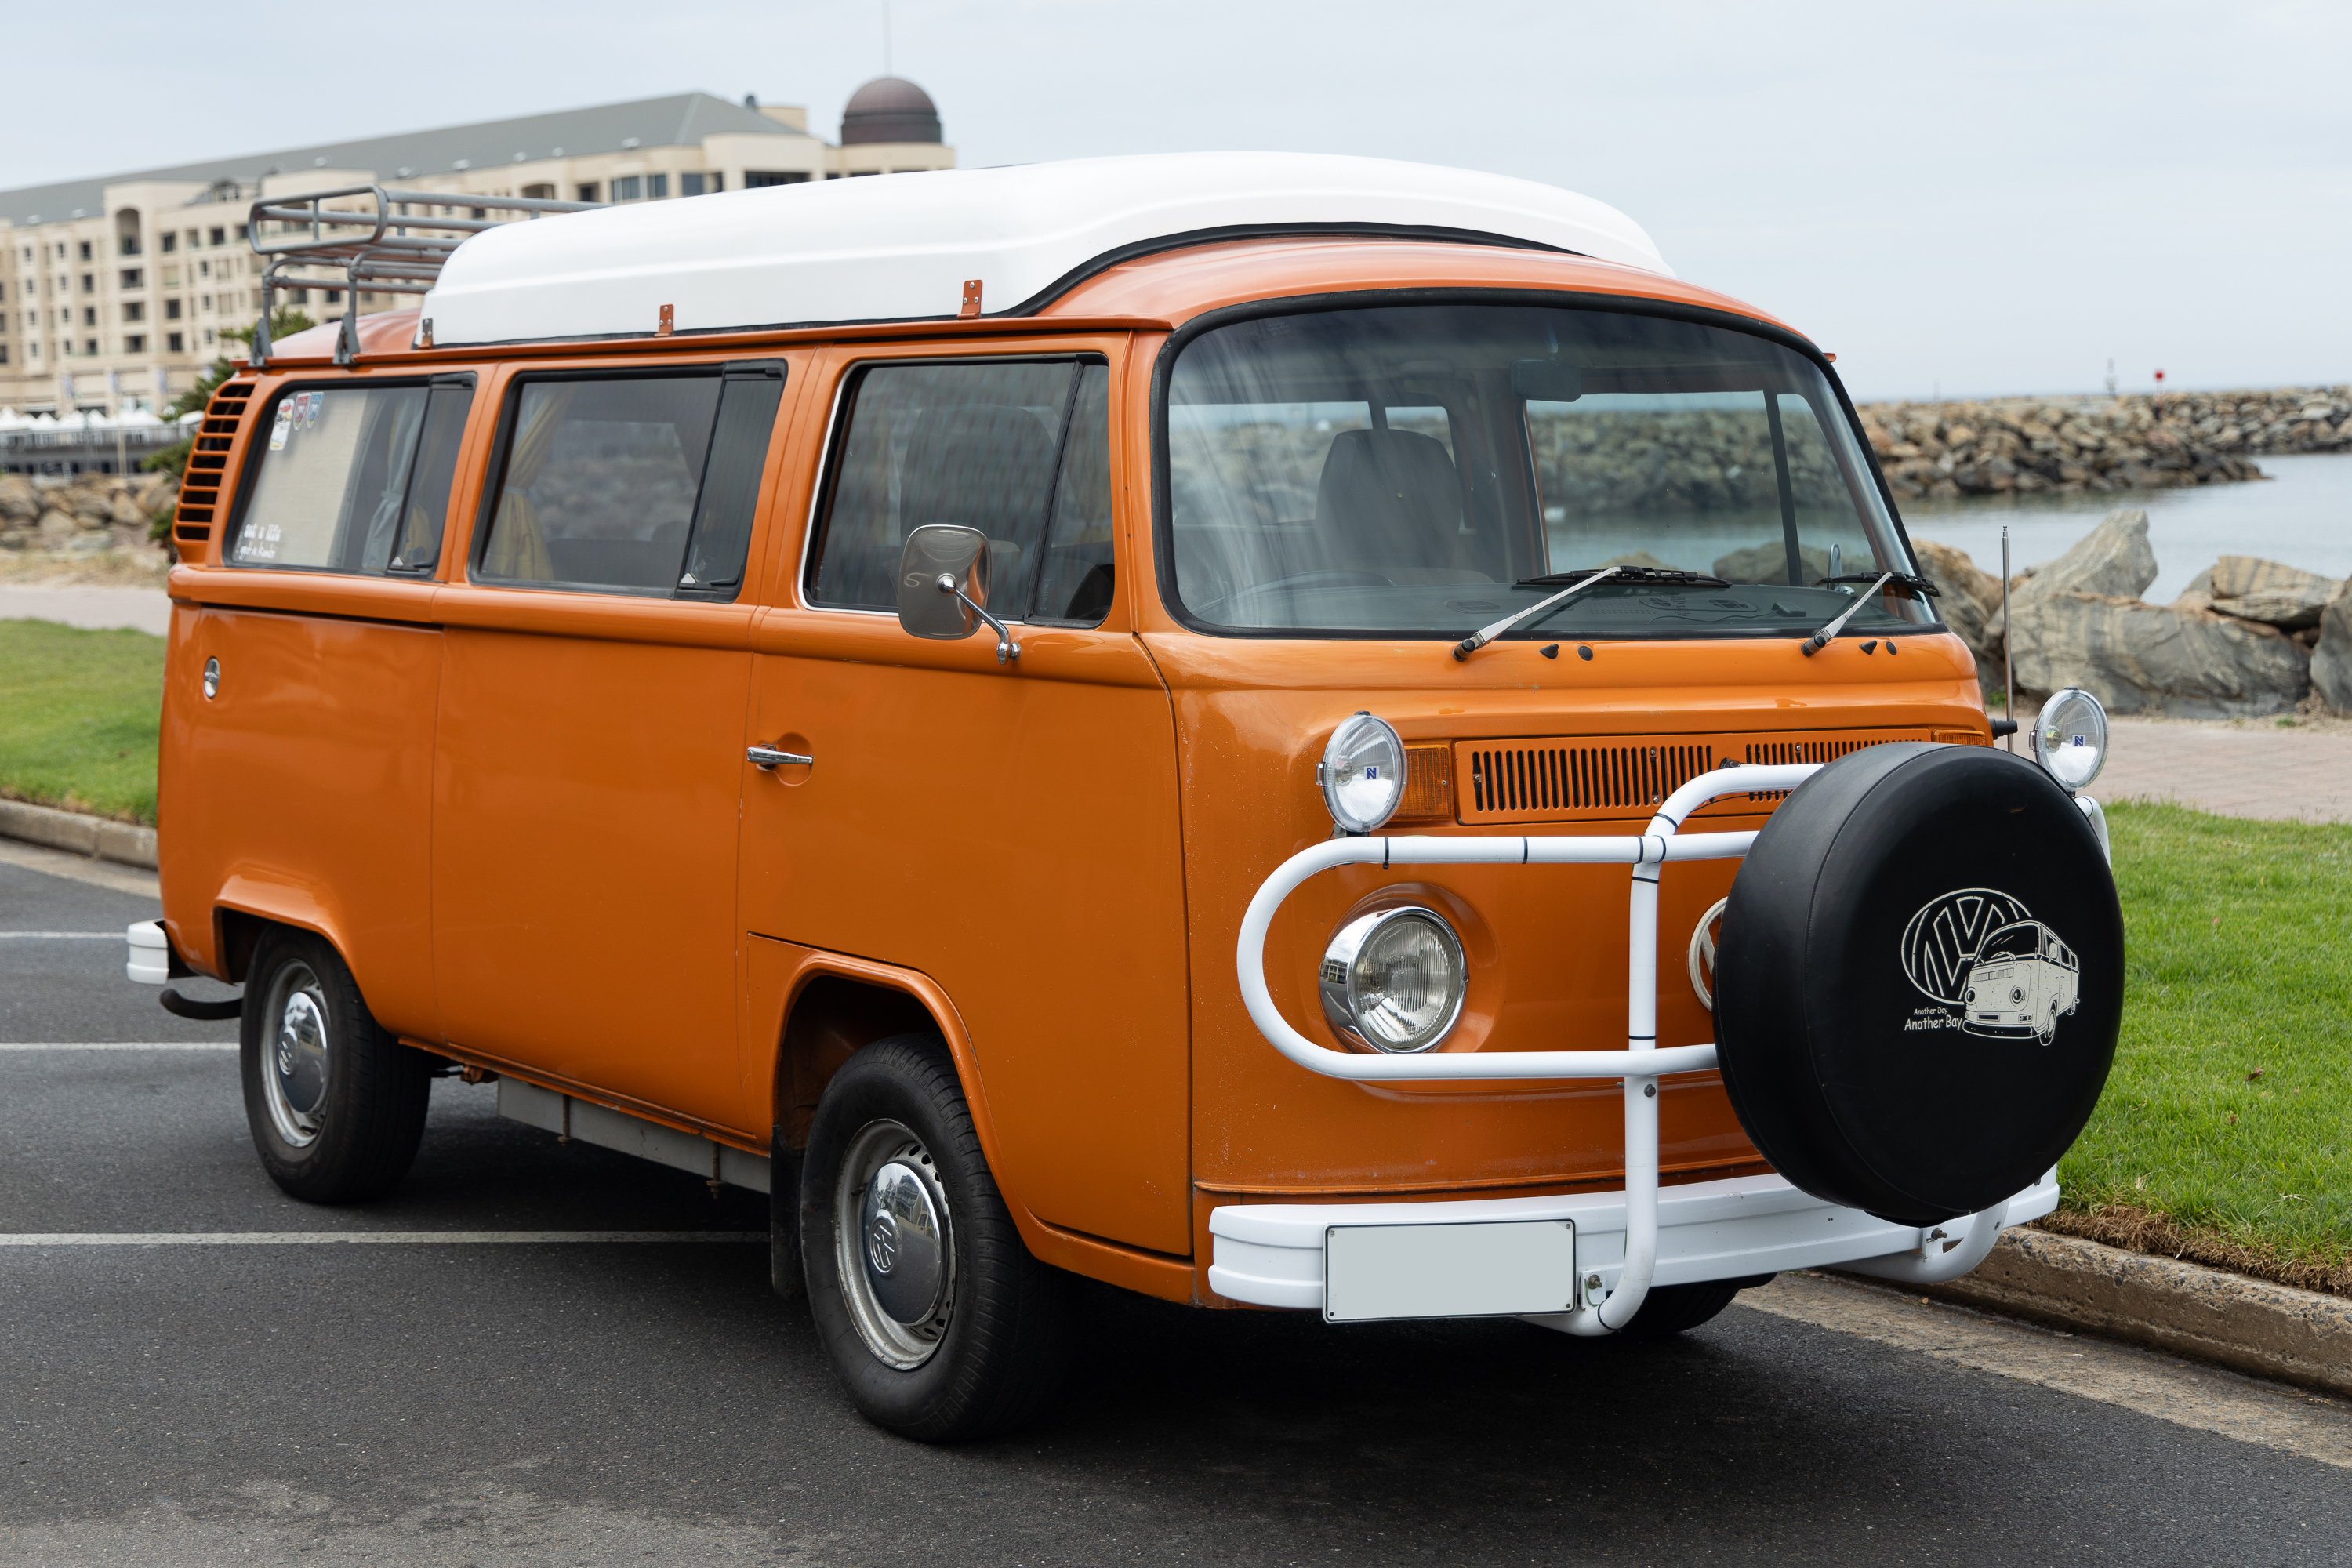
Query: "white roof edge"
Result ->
[[421, 152, 1669, 347]]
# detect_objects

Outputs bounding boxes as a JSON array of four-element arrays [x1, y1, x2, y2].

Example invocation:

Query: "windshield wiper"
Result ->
[[1517, 566, 1730, 590], [1799, 572, 1894, 656], [1816, 571, 1940, 598], [1454, 566, 1622, 660]]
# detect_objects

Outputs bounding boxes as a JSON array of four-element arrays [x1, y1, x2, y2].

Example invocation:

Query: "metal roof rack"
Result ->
[[245, 184, 601, 366]]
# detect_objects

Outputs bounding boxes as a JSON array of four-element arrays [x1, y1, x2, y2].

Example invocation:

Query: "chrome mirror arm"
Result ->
[[935, 572, 1021, 664]]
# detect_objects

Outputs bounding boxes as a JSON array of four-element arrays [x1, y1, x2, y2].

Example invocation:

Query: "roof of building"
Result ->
[[0, 93, 801, 228], [421, 151, 1670, 347], [840, 77, 942, 145]]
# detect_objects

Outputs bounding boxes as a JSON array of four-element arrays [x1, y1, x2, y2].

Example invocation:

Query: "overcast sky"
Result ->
[[7, 1, 2345, 401]]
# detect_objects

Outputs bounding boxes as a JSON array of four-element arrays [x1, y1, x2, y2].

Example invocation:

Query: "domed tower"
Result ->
[[840, 77, 942, 145]]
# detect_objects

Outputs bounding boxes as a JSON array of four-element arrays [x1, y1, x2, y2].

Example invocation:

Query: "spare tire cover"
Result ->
[[1714, 742, 2122, 1225]]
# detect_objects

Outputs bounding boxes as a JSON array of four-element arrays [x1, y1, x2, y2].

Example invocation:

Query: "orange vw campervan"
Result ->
[[131, 154, 2125, 1441]]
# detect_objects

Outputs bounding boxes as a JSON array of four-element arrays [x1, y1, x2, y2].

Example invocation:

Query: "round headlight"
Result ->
[[1319, 907, 1468, 1054], [2032, 688, 2108, 793], [1320, 712, 1405, 834]]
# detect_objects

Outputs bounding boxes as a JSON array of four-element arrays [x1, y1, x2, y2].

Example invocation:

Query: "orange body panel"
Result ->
[[157, 234, 1994, 1305], [738, 340, 1194, 1255]]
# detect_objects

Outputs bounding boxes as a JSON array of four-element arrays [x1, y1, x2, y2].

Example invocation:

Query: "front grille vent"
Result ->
[[1741, 736, 1902, 800], [171, 380, 254, 548], [1453, 729, 1932, 825], [1466, 742, 1719, 818]]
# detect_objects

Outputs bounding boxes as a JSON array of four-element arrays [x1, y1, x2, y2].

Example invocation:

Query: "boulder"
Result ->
[[67, 488, 114, 525], [2202, 555, 2341, 630], [35, 508, 79, 546], [2016, 508, 2157, 601], [1910, 538, 2005, 686], [0, 473, 38, 522], [2009, 590, 2310, 719], [1711, 539, 1830, 585], [2310, 595, 2352, 712]]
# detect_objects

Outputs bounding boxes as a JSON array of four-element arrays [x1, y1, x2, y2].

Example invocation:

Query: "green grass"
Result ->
[[2060, 802, 2352, 1266], [0, 620, 165, 824]]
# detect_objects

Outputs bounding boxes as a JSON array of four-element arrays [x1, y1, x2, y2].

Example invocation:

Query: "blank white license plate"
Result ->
[[1323, 1220, 1577, 1323]]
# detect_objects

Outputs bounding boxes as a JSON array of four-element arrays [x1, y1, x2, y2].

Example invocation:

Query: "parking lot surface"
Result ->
[[5, 848, 2349, 1566]]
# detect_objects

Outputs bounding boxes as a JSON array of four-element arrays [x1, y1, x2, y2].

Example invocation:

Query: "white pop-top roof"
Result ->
[[420, 152, 1668, 346]]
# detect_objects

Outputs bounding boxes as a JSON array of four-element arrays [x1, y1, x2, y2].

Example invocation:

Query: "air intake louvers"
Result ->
[[1740, 737, 1900, 801], [1454, 730, 1933, 825], [172, 381, 254, 550], [1466, 742, 1719, 817]]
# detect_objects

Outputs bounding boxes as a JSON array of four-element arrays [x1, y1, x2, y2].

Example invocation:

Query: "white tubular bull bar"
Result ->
[[1234, 762, 2017, 1335]]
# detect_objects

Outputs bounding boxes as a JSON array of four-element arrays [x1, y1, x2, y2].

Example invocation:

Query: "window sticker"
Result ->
[[233, 521, 286, 562], [301, 390, 324, 430], [269, 402, 294, 450]]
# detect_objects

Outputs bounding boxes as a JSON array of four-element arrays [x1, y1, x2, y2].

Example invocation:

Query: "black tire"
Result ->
[[1715, 743, 2122, 1225], [238, 927, 432, 1203], [800, 1033, 1071, 1443], [1615, 1274, 1773, 1338]]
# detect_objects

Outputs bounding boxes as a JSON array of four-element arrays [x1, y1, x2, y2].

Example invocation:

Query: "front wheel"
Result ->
[[801, 1034, 1071, 1442], [238, 927, 432, 1203], [1615, 1277, 1766, 1338]]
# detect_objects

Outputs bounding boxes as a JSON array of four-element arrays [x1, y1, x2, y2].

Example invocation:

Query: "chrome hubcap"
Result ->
[[260, 963, 330, 1148], [835, 1122, 954, 1369]]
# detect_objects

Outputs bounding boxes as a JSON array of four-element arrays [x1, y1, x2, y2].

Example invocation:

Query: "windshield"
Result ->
[[1977, 924, 2046, 964], [1162, 303, 1931, 640]]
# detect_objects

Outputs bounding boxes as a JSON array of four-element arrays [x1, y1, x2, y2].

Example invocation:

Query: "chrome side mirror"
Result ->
[[895, 524, 1020, 663]]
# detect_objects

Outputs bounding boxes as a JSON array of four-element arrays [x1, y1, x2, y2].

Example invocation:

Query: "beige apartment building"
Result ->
[[0, 80, 953, 419]]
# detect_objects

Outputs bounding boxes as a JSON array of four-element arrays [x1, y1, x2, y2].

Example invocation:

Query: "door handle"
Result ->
[[748, 746, 815, 770]]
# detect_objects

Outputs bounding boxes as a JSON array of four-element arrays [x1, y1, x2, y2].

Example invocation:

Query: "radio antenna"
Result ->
[[2002, 524, 2013, 751]]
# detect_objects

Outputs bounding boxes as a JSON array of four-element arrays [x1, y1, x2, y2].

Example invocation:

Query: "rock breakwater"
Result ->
[[1857, 387, 2351, 501], [1915, 509, 2352, 720], [0, 471, 176, 557]]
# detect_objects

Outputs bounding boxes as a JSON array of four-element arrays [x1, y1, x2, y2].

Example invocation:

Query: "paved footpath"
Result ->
[[0, 583, 169, 635], [2090, 716, 2352, 823]]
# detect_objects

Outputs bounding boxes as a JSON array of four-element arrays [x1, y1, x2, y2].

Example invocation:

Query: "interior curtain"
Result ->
[[482, 384, 577, 581], [357, 393, 427, 575]]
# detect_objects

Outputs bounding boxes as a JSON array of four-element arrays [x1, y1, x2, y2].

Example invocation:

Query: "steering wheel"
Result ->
[[1203, 570, 1396, 615]]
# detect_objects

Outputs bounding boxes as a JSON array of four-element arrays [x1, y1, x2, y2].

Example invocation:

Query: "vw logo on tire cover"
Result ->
[[1712, 742, 2122, 1225]]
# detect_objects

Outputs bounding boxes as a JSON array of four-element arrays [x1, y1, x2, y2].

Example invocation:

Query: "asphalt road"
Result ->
[[3, 848, 2348, 1565]]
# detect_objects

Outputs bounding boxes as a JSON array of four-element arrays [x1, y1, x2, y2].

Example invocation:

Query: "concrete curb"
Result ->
[[0, 799, 158, 870], [1886, 1228, 2352, 1397]]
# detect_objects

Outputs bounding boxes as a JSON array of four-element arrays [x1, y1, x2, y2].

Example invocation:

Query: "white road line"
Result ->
[[1741, 1270, 2352, 1471], [0, 1043, 237, 1051], [0, 931, 121, 938], [0, 1232, 765, 1245]]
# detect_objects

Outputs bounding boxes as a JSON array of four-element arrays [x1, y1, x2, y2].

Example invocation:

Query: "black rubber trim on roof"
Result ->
[[1142, 284, 1936, 644], [990, 223, 1574, 319]]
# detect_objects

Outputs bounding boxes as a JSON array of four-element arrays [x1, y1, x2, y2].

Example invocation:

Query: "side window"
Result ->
[[806, 356, 1114, 625], [473, 364, 785, 598], [387, 380, 474, 574], [1031, 362, 1113, 624], [229, 378, 474, 573]]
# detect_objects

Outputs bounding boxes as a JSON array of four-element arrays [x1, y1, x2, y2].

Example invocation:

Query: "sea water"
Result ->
[[1898, 452, 2352, 602]]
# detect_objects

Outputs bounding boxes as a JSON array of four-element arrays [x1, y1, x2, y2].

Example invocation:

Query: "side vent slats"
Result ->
[[170, 380, 255, 547], [1455, 730, 1931, 825]]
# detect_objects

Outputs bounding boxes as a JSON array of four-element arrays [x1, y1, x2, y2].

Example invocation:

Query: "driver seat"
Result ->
[[1314, 428, 1470, 573]]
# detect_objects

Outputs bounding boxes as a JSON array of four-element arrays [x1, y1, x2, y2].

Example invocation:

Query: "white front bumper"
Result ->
[[1208, 1170, 2060, 1316]]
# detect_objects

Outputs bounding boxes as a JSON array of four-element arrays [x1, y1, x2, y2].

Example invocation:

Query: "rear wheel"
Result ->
[[238, 927, 432, 1203], [801, 1033, 1071, 1442]]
